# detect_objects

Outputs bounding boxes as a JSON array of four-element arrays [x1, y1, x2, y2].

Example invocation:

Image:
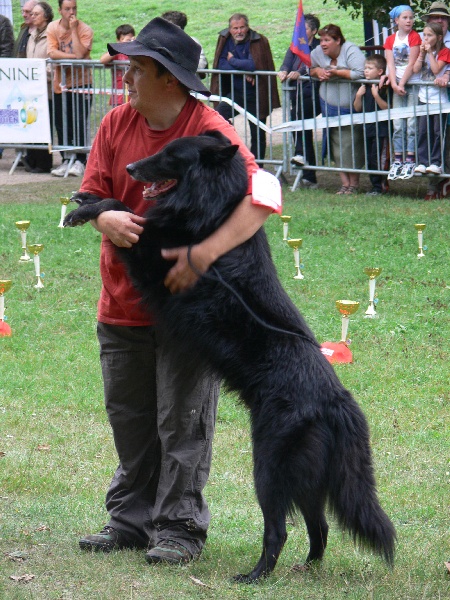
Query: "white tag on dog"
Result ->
[[252, 170, 282, 214]]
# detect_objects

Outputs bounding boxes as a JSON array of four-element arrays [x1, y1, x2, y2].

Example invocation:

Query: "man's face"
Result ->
[[59, 0, 77, 25], [229, 18, 249, 44], [22, 1, 36, 26], [427, 14, 449, 35], [123, 56, 169, 115]]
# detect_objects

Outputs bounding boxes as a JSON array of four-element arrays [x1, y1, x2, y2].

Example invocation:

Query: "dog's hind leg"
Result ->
[[234, 452, 288, 583], [294, 501, 329, 569]]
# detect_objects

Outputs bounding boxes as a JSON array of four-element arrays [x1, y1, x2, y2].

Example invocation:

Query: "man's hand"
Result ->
[[161, 245, 212, 294], [68, 14, 79, 29], [93, 211, 146, 247]]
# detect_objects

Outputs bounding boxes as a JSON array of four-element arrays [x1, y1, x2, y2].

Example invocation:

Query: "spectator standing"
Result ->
[[76, 18, 270, 566], [161, 11, 208, 77], [354, 55, 390, 195], [412, 22, 450, 175], [420, 1, 450, 199], [100, 24, 135, 106], [310, 24, 365, 194], [47, 0, 93, 177], [0, 13, 13, 159], [23, 1, 53, 173], [0, 14, 13, 57], [13, 0, 37, 58], [210, 13, 280, 162], [278, 13, 320, 188], [384, 5, 421, 181]]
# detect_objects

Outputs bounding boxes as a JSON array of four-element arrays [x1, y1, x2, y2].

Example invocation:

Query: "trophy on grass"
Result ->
[[15, 220, 32, 262], [280, 215, 291, 241], [27, 244, 45, 289], [363, 267, 382, 318], [287, 238, 304, 279], [321, 300, 360, 364], [414, 223, 426, 258], [0, 279, 12, 336], [336, 300, 360, 343], [58, 196, 71, 227]]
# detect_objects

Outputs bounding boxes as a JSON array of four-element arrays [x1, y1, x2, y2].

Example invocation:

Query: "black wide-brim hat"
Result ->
[[107, 17, 210, 96]]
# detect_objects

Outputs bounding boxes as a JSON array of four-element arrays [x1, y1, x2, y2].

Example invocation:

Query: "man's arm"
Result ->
[[162, 195, 272, 293]]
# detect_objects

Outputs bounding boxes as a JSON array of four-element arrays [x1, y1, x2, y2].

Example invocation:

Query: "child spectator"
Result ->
[[384, 5, 422, 180], [413, 22, 450, 175], [100, 24, 135, 106], [354, 55, 390, 195]]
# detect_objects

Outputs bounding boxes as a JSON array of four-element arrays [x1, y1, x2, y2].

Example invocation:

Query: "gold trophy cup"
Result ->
[[280, 215, 291, 241], [287, 238, 304, 279], [363, 267, 382, 317], [27, 244, 45, 288], [58, 196, 71, 228], [414, 223, 426, 258], [15, 220, 32, 261], [336, 300, 360, 343], [0, 279, 12, 336]]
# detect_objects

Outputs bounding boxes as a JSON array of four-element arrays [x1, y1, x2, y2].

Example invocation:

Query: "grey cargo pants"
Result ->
[[97, 322, 220, 555]]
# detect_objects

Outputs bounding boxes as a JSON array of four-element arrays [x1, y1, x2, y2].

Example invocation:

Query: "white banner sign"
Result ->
[[0, 58, 51, 144]]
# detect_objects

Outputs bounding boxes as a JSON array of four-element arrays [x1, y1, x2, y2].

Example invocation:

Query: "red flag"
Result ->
[[289, 0, 311, 67]]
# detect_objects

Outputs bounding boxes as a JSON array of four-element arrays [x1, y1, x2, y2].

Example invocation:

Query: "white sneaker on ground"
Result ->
[[68, 160, 85, 177], [414, 164, 427, 174], [51, 160, 70, 177], [291, 154, 306, 166], [301, 179, 318, 189], [387, 160, 403, 180], [426, 164, 442, 175], [399, 162, 416, 179]]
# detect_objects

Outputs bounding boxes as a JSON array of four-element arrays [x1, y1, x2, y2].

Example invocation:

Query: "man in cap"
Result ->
[[420, 1, 450, 199], [78, 18, 274, 565]]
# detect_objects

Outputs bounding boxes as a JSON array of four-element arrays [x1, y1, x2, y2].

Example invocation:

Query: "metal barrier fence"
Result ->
[[4, 59, 450, 188]]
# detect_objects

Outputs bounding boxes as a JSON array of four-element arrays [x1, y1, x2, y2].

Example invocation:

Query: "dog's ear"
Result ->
[[202, 130, 231, 145], [200, 143, 239, 165]]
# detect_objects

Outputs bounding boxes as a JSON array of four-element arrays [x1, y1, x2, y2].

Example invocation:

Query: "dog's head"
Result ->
[[126, 130, 240, 199]]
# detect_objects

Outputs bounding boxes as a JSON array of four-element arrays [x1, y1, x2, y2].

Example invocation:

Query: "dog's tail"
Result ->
[[327, 390, 396, 565]]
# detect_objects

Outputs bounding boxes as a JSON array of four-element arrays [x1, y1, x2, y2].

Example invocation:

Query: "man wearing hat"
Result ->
[[77, 18, 273, 565], [421, 2, 450, 199]]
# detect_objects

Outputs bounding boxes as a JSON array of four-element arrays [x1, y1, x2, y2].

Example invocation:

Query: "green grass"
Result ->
[[12, 0, 365, 64], [0, 176, 449, 599]]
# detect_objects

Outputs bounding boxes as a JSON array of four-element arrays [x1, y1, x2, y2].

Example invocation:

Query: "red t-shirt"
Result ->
[[80, 96, 258, 326]]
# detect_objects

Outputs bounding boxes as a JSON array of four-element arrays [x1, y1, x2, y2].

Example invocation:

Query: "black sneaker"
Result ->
[[79, 526, 132, 552]]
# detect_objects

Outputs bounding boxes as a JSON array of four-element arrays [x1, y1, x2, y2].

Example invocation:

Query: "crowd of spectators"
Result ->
[[1, 2, 450, 199]]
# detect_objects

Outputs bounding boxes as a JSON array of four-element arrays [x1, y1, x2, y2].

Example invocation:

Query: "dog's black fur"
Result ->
[[65, 130, 396, 582]]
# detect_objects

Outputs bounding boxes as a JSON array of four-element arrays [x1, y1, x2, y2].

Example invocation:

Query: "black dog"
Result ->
[[64, 130, 395, 582]]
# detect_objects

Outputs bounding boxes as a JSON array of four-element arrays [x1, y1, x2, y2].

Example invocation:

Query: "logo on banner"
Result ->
[[0, 59, 51, 144]]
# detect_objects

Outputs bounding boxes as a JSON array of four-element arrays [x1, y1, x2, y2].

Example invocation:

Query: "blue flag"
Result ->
[[289, 0, 311, 67]]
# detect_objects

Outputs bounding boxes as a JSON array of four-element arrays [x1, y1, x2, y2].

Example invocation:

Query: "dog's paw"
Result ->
[[63, 210, 87, 227], [232, 573, 260, 585]]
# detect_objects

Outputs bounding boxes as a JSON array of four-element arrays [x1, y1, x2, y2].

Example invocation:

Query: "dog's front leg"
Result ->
[[64, 198, 133, 227]]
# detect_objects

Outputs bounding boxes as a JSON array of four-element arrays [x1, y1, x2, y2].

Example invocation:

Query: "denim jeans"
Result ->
[[392, 85, 419, 155]]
